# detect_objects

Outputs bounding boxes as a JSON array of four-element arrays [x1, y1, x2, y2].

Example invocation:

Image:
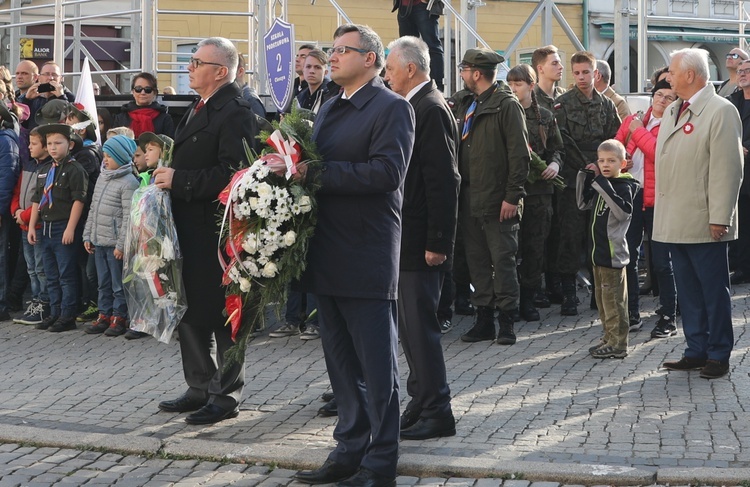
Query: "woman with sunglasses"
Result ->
[[113, 72, 175, 138]]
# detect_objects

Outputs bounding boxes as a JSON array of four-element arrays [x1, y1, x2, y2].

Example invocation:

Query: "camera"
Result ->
[[37, 83, 54, 93]]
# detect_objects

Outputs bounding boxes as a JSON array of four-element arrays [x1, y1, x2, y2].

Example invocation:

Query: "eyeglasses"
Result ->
[[727, 53, 746, 60], [330, 45, 369, 56], [738, 68, 750, 75], [457, 63, 475, 73], [188, 57, 224, 69], [39, 72, 60, 79], [133, 86, 155, 94], [653, 92, 677, 103]]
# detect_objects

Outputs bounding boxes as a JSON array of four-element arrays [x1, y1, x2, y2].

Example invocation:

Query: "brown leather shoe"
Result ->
[[662, 356, 706, 370]]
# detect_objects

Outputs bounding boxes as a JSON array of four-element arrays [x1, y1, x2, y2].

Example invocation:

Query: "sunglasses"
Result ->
[[727, 53, 746, 60], [133, 86, 155, 94]]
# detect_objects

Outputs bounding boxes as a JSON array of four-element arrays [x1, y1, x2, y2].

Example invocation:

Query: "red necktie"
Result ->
[[678, 101, 690, 119], [194, 100, 205, 113]]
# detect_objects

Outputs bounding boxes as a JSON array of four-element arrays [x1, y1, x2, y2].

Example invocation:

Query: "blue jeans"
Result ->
[[0, 215, 8, 313], [94, 246, 127, 318], [643, 207, 676, 319], [22, 230, 48, 302], [40, 221, 80, 318], [397, 2, 444, 90], [285, 283, 318, 325]]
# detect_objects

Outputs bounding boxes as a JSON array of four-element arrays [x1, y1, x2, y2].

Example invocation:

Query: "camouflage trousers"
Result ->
[[518, 194, 553, 289]]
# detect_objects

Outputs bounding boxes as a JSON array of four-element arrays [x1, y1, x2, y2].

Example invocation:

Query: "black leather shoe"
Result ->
[[294, 459, 358, 485], [321, 391, 335, 402], [662, 356, 706, 371], [700, 359, 729, 379], [185, 404, 239, 425], [400, 407, 421, 430], [318, 398, 338, 417], [158, 394, 207, 413], [337, 467, 396, 487], [400, 415, 456, 440]]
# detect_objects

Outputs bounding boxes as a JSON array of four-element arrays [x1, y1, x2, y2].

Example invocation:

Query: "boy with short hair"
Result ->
[[136, 132, 173, 187], [11, 127, 51, 325], [28, 123, 89, 332], [576, 139, 639, 359], [82, 135, 139, 336]]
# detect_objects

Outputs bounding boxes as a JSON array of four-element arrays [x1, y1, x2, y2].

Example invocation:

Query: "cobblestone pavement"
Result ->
[[1, 283, 750, 484]]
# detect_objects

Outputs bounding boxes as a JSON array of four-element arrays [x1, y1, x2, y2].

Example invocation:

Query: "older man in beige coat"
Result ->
[[654, 48, 743, 380]]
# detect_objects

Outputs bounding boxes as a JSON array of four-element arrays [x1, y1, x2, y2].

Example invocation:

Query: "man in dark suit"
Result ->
[[383, 35, 459, 441], [293, 24, 415, 487], [727, 59, 750, 285], [152, 37, 259, 424]]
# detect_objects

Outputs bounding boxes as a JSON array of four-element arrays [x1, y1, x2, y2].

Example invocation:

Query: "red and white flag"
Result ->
[[74, 57, 101, 145]]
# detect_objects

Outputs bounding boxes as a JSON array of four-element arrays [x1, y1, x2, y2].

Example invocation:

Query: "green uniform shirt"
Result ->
[[31, 155, 89, 223]]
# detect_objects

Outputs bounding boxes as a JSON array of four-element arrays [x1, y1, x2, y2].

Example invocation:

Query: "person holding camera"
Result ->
[[18, 62, 75, 131]]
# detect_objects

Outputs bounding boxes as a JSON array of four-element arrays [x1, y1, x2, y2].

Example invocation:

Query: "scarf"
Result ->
[[39, 160, 60, 209], [128, 107, 161, 137]]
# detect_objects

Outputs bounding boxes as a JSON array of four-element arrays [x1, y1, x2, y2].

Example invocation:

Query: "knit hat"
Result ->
[[103, 135, 137, 166], [651, 78, 672, 95]]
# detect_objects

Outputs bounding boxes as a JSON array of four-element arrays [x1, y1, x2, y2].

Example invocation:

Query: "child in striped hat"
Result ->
[[82, 135, 140, 337]]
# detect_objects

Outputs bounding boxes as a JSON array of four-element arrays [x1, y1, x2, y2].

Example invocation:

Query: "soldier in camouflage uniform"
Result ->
[[553, 51, 621, 315], [531, 45, 566, 306], [507, 64, 564, 322]]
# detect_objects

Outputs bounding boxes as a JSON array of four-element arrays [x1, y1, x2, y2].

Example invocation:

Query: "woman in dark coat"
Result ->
[[113, 72, 175, 138]]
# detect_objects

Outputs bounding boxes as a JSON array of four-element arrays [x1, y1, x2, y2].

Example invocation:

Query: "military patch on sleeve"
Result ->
[[447, 99, 455, 108], [554, 103, 562, 110]]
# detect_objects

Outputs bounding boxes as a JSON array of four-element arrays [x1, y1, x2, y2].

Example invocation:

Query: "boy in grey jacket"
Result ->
[[577, 139, 639, 359], [82, 135, 139, 336]]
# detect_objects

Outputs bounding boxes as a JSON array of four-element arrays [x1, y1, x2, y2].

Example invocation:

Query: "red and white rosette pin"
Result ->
[[683, 122, 694, 134]]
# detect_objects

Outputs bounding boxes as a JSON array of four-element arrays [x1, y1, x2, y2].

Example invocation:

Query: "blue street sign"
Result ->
[[264, 18, 296, 112]]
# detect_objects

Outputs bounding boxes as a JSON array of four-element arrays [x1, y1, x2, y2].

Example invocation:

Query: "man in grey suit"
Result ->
[[383, 35, 459, 441]]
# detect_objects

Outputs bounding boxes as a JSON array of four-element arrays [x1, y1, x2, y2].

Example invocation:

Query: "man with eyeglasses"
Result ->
[[452, 48, 530, 346], [726, 59, 750, 286], [151, 37, 259, 426], [717, 48, 748, 97], [18, 62, 75, 130], [293, 24, 415, 487]]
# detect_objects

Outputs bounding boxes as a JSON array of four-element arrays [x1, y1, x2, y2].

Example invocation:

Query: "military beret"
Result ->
[[461, 48, 505, 69]]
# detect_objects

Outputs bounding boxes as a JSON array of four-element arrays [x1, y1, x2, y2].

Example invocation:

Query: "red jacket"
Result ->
[[615, 107, 660, 208]]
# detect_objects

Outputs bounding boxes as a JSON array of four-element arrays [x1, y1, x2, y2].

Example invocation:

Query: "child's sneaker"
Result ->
[[588, 338, 607, 354], [48, 316, 77, 333], [104, 316, 128, 336], [36, 314, 59, 330], [300, 324, 320, 340], [650, 316, 677, 338], [269, 323, 301, 337], [14, 299, 46, 325], [76, 302, 99, 323], [591, 345, 627, 359], [84, 314, 111, 334]]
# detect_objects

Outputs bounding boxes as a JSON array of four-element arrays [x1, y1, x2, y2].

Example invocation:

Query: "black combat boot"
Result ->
[[496, 310, 517, 345], [460, 306, 495, 342], [533, 287, 551, 308], [519, 287, 540, 322], [561, 274, 578, 316], [546, 272, 564, 304]]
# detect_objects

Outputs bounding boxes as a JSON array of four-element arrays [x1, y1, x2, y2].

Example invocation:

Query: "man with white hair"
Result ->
[[152, 37, 260, 424], [383, 35, 459, 441], [655, 48, 743, 380]]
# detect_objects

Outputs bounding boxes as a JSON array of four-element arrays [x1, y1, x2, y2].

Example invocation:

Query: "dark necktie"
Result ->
[[678, 101, 690, 120], [194, 99, 205, 113]]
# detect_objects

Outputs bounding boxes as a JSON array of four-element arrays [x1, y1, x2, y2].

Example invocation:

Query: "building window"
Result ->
[[669, 0, 698, 16], [711, 0, 738, 18]]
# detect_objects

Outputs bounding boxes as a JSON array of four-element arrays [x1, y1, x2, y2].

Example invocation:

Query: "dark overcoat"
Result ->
[[170, 82, 259, 325], [400, 80, 460, 272]]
